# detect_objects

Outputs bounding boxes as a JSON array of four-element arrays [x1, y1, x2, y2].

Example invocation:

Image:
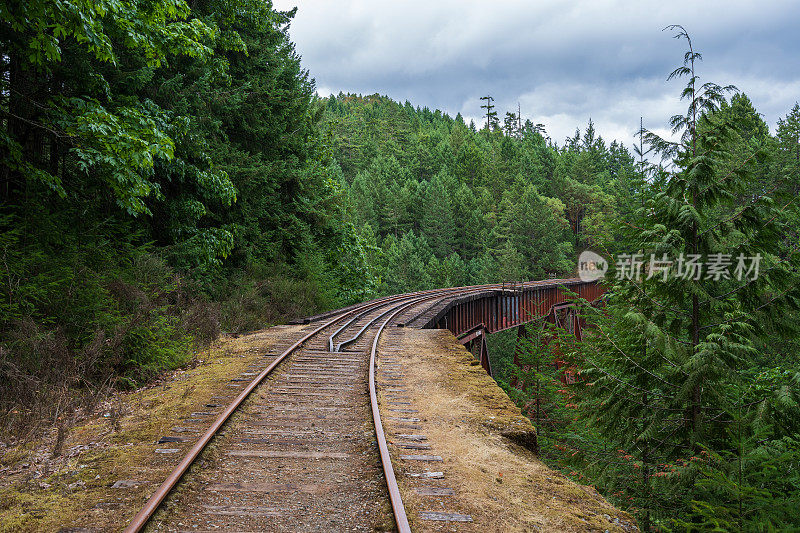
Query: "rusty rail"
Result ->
[[368, 299, 423, 532], [122, 280, 598, 531], [122, 286, 486, 531], [122, 307, 350, 532]]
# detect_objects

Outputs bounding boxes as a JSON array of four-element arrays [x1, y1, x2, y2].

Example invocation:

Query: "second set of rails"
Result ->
[[123, 281, 569, 531]]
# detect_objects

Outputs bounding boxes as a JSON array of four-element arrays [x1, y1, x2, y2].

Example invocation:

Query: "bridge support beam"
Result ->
[[457, 324, 492, 376], [417, 280, 604, 379], [476, 333, 491, 376]]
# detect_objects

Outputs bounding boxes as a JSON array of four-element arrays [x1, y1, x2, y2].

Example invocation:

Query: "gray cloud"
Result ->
[[275, 0, 800, 149]]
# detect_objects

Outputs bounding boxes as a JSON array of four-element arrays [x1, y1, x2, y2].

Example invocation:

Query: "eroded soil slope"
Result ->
[[377, 327, 637, 532]]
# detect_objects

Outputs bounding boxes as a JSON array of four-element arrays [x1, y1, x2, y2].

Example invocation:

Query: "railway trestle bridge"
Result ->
[[120, 278, 609, 532], [405, 279, 605, 376]]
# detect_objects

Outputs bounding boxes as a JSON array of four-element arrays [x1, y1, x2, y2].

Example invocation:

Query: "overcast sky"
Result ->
[[273, 1, 800, 150]]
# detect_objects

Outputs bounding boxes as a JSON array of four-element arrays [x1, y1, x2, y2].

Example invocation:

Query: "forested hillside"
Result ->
[[321, 93, 631, 292], [319, 51, 800, 529], [0, 1, 373, 429], [498, 36, 800, 529]]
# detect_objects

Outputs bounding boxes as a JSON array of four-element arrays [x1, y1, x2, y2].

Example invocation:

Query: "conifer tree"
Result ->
[[420, 173, 457, 258], [569, 25, 800, 528], [776, 103, 800, 197], [480, 95, 499, 133], [504, 112, 520, 137]]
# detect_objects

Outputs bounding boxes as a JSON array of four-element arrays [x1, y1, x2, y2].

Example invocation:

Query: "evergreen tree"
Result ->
[[0, 0, 373, 395], [454, 141, 485, 187], [568, 26, 800, 528], [420, 173, 457, 258], [504, 111, 520, 137], [499, 184, 573, 278], [776, 103, 800, 197], [480, 95, 499, 133], [382, 231, 433, 293]]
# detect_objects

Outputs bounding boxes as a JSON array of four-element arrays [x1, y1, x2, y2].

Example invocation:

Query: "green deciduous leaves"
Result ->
[[0, 0, 372, 393]]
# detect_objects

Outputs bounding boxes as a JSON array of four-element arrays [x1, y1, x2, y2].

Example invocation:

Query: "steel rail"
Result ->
[[122, 287, 481, 532], [327, 299, 394, 351], [122, 292, 423, 532], [363, 282, 572, 530], [334, 300, 405, 352], [337, 286, 497, 353], [122, 281, 558, 531], [367, 296, 435, 533], [327, 284, 500, 352]]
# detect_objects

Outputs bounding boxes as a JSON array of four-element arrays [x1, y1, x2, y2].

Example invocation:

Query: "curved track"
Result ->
[[124, 287, 483, 532], [124, 281, 573, 531]]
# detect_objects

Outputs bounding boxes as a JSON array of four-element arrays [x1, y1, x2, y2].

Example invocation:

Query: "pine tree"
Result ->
[[507, 319, 575, 448], [504, 112, 520, 137], [382, 231, 433, 293], [497, 184, 573, 279], [480, 95, 499, 133], [420, 173, 457, 258], [776, 103, 800, 197]]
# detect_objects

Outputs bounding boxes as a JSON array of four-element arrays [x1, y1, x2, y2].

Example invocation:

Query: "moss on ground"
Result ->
[[379, 328, 638, 532], [0, 325, 302, 532]]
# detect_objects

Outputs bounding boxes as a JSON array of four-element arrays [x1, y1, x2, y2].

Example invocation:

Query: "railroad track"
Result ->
[[124, 281, 573, 531], [124, 287, 484, 532]]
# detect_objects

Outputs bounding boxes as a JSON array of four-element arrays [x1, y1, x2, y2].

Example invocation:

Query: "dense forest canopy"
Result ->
[[1, 1, 799, 529], [321, 93, 629, 291], [319, 63, 800, 528], [1, 0, 367, 382]]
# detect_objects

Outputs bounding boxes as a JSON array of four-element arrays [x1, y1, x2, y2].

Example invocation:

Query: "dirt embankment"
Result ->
[[378, 327, 637, 532], [0, 325, 304, 532], [1, 323, 636, 532]]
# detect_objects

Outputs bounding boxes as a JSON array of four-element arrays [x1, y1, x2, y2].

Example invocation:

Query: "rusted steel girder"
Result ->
[[457, 323, 492, 375], [425, 279, 604, 338], [420, 279, 604, 376]]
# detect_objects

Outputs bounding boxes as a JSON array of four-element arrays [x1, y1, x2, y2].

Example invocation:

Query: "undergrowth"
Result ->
[[0, 240, 331, 445]]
